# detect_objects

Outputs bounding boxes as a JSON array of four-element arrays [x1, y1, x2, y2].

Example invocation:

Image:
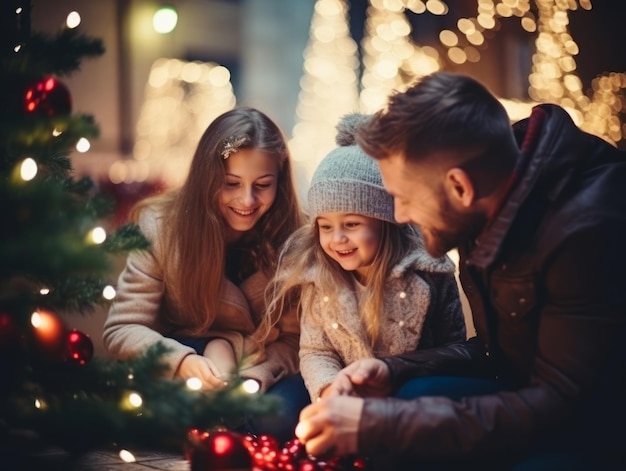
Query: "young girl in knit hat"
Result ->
[[262, 114, 467, 402]]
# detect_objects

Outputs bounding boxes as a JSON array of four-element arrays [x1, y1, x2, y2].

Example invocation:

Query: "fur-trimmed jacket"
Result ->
[[299, 247, 466, 400], [102, 208, 299, 392]]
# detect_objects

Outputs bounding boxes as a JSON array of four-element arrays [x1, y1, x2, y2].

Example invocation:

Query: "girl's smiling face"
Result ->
[[218, 148, 278, 237], [317, 212, 382, 281]]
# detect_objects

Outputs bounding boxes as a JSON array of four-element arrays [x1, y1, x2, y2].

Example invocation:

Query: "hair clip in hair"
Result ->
[[220, 135, 248, 159]]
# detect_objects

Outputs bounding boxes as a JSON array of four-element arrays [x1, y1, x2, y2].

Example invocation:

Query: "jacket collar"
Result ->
[[466, 105, 555, 269]]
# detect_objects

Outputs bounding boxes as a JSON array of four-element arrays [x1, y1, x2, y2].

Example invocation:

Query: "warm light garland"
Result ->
[[88, 226, 107, 245], [288, 0, 360, 201], [116, 1, 623, 193], [417, 0, 624, 145], [102, 285, 116, 300], [292, 0, 624, 178], [360, 0, 441, 112], [110, 58, 236, 187], [19, 157, 38, 181]]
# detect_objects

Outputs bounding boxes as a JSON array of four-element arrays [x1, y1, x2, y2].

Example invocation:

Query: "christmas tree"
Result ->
[[0, 1, 276, 467]]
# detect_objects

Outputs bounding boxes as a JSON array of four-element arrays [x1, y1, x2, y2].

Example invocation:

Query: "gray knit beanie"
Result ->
[[308, 113, 396, 224]]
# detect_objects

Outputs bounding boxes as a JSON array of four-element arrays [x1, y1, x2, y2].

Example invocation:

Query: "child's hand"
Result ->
[[327, 358, 392, 398], [318, 384, 334, 400], [176, 354, 228, 390], [203, 338, 237, 382]]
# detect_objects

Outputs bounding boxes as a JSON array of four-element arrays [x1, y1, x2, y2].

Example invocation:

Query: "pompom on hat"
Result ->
[[307, 113, 396, 224]]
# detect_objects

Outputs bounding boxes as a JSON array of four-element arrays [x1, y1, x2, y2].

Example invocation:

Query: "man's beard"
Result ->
[[422, 193, 487, 258]]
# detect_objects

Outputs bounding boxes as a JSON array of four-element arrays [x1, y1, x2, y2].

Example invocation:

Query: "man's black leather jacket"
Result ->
[[360, 104, 626, 464]]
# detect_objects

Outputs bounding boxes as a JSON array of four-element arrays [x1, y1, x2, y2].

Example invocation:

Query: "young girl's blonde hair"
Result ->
[[261, 220, 422, 348]]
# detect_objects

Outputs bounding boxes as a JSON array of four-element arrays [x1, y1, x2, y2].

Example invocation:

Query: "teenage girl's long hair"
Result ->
[[261, 219, 421, 348], [131, 107, 304, 333]]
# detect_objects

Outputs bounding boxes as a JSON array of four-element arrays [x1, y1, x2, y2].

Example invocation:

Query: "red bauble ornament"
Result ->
[[242, 433, 258, 455], [251, 434, 281, 469], [187, 429, 252, 471], [185, 429, 210, 462], [322, 455, 369, 471], [283, 439, 307, 461], [297, 458, 318, 471], [65, 329, 94, 365], [276, 450, 295, 470], [31, 308, 67, 359], [257, 434, 280, 454], [24, 76, 72, 117]]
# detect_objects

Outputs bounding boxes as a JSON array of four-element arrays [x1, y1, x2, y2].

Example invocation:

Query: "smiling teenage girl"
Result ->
[[103, 107, 305, 392]]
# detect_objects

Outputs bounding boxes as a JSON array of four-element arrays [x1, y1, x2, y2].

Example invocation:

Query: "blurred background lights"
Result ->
[[289, 0, 359, 193], [186, 377, 203, 390], [76, 137, 90, 153], [122, 391, 143, 409], [89, 226, 107, 244], [242, 378, 260, 394], [102, 285, 116, 300], [66, 11, 81, 29], [125, 58, 235, 187], [426, 0, 448, 15], [31, 311, 43, 328], [20, 157, 37, 181], [128, 392, 142, 407], [119, 450, 136, 463], [153, 6, 178, 34]]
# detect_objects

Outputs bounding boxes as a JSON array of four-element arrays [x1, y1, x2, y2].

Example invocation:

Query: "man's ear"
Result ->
[[444, 168, 475, 208]]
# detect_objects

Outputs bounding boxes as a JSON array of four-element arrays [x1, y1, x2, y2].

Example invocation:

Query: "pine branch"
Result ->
[[0, 4, 277, 460], [0, 178, 112, 299], [0, 115, 99, 171], [103, 223, 151, 253], [1, 344, 279, 453], [2, 28, 104, 82], [36, 276, 110, 314]]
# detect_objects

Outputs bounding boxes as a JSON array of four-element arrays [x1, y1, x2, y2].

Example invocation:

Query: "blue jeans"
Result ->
[[245, 373, 310, 445], [394, 375, 503, 401], [168, 335, 212, 354]]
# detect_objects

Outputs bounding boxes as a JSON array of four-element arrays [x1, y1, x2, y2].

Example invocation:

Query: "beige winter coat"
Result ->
[[102, 208, 299, 391], [299, 250, 464, 400]]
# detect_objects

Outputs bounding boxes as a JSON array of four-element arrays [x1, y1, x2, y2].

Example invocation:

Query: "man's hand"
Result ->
[[175, 354, 228, 390], [295, 396, 364, 458], [327, 358, 392, 398]]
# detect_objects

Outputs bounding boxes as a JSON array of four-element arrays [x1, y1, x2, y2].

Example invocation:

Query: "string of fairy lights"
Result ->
[[28, 2, 625, 189], [288, 0, 361, 190], [110, 58, 236, 187], [14, 11, 118, 306], [290, 0, 625, 186], [360, 0, 442, 112]]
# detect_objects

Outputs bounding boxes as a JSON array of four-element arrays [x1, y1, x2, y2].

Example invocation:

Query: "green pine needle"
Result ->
[[0, 4, 276, 460]]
